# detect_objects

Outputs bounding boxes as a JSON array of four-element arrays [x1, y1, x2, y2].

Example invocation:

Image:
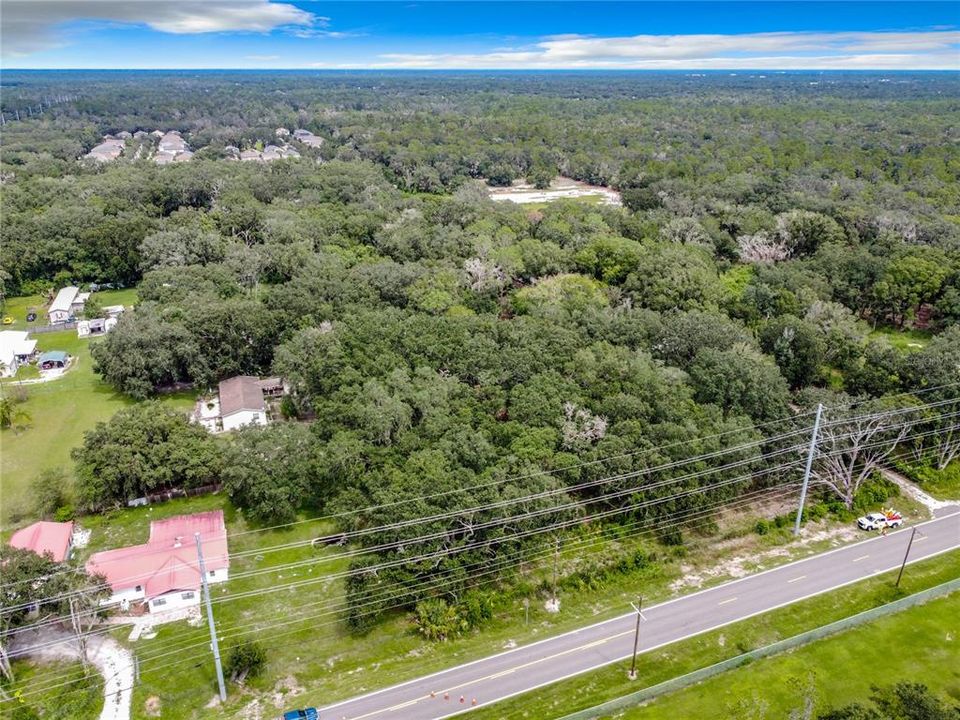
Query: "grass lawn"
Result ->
[[4, 659, 103, 720], [48, 488, 930, 720], [908, 460, 960, 502], [0, 289, 194, 525], [868, 327, 932, 353], [469, 550, 960, 720], [616, 591, 959, 719], [6, 478, 939, 720]]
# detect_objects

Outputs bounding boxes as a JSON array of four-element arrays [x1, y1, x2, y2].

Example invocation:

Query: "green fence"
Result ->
[[557, 577, 960, 720]]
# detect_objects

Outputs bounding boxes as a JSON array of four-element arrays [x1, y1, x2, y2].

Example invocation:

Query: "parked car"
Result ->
[[857, 511, 903, 531], [283, 709, 318, 720]]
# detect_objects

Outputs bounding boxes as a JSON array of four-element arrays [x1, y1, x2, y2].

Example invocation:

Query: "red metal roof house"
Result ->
[[86, 510, 229, 613], [9, 521, 74, 562]]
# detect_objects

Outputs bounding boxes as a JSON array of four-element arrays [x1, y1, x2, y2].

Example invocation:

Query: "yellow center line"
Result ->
[[382, 626, 634, 710], [852, 554, 869, 562], [787, 575, 806, 584], [717, 597, 738, 606]]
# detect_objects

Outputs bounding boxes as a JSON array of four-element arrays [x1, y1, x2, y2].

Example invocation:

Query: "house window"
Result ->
[[153, 598, 167, 607], [134, 585, 142, 592], [209, 570, 216, 578], [181, 591, 195, 600]]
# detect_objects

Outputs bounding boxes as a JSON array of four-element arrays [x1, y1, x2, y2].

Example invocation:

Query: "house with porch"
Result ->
[[0, 330, 37, 376], [86, 510, 229, 613]]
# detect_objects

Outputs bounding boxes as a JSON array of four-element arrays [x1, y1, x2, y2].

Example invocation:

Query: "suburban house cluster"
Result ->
[[194, 375, 286, 433], [86, 510, 229, 613], [82, 129, 193, 164], [81, 128, 322, 164], [154, 130, 193, 164], [233, 144, 301, 162], [84, 133, 128, 162]]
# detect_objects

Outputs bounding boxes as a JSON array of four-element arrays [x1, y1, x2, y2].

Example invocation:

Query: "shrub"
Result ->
[[414, 598, 464, 641], [459, 590, 495, 629], [225, 640, 267, 683], [32, 468, 72, 519], [658, 526, 684, 546], [754, 519, 770, 535]]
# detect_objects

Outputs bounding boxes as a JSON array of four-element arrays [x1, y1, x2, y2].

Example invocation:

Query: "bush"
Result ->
[[754, 519, 770, 535], [53, 505, 75, 522], [225, 640, 266, 683], [658, 526, 684, 546], [459, 590, 495, 629], [32, 468, 72, 519], [851, 474, 899, 513], [414, 598, 464, 641]]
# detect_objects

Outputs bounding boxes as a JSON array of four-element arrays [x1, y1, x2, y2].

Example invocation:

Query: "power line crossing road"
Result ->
[[322, 510, 960, 720]]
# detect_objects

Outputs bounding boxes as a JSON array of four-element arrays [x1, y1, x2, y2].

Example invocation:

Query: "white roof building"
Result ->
[[49, 286, 79, 313], [0, 331, 37, 377]]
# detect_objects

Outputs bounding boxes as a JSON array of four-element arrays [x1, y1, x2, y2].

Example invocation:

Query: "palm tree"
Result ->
[[0, 396, 30, 429]]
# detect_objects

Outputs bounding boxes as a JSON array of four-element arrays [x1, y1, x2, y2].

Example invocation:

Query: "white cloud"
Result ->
[[369, 30, 960, 70], [244, 54, 280, 61], [2, 0, 317, 57]]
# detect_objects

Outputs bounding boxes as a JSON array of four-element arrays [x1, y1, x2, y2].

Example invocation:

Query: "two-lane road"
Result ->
[[322, 510, 960, 720]]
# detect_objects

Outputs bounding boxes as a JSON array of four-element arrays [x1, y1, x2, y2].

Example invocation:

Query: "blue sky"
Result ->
[[3, 2, 958, 69]]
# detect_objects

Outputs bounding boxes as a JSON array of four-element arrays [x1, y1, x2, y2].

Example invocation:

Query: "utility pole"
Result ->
[[794, 403, 824, 536], [196, 532, 227, 702], [551, 537, 560, 609], [895, 527, 918, 588], [628, 597, 645, 680]]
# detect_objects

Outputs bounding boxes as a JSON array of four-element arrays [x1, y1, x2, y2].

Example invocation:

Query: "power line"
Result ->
[[6, 482, 806, 700], [5, 395, 953, 603], [5, 409, 954, 627]]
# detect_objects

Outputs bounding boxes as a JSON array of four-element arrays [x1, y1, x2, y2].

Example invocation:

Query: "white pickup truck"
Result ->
[[857, 511, 903, 531]]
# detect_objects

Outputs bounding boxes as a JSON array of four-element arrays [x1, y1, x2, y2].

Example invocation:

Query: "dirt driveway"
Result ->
[[12, 626, 133, 720]]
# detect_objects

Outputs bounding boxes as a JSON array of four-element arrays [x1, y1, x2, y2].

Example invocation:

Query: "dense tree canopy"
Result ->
[[3, 70, 957, 628]]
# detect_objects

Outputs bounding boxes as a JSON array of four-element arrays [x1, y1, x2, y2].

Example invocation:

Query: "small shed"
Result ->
[[38, 350, 69, 370], [9, 521, 75, 562]]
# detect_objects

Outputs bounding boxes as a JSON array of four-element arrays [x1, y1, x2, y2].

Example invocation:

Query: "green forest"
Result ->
[[2, 70, 959, 635]]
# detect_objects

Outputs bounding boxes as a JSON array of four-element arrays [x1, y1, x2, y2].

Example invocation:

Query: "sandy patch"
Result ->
[[488, 177, 621, 206], [669, 522, 862, 594]]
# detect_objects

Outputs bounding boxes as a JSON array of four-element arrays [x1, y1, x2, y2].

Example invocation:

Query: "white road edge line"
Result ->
[[321, 510, 959, 714], [433, 542, 960, 720]]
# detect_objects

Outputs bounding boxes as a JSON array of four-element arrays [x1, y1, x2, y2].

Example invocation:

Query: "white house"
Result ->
[[194, 376, 284, 433], [48, 287, 88, 324], [86, 510, 229, 613], [0, 331, 37, 376]]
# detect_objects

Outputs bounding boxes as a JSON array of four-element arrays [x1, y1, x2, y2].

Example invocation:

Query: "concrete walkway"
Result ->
[[880, 467, 958, 516]]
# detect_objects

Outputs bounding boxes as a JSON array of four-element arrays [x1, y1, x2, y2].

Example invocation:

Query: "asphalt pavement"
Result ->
[[321, 510, 960, 720]]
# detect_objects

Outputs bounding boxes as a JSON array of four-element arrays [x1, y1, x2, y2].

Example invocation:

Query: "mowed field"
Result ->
[[0, 289, 193, 523], [622, 591, 960, 719]]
